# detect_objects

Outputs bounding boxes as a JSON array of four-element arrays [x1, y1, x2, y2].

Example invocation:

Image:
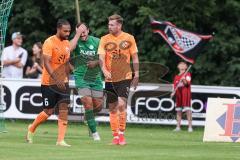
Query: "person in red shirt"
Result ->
[[171, 61, 193, 132]]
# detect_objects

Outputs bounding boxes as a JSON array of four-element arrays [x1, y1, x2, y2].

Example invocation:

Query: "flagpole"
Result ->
[[75, 0, 81, 23], [170, 64, 192, 98]]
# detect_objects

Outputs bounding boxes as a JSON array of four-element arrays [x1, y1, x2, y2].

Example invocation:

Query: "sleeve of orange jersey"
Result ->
[[129, 35, 138, 55], [42, 39, 53, 57]]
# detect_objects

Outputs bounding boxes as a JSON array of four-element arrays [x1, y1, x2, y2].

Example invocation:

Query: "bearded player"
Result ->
[[26, 19, 74, 147], [70, 23, 103, 141]]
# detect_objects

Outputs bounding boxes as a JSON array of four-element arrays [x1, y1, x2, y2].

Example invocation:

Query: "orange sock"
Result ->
[[119, 111, 126, 132], [110, 112, 119, 135], [57, 119, 68, 142], [29, 111, 49, 133]]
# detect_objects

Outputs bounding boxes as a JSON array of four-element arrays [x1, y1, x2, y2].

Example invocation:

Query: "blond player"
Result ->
[[98, 14, 139, 145]]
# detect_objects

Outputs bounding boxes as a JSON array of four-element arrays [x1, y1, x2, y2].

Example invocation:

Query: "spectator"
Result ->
[[171, 61, 193, 132], [25, 42, 43, 78], [1, 32, 28, 78]]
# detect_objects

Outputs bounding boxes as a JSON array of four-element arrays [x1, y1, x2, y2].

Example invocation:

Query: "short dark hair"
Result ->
[[57, 19, 70, 28], [108, 14, 123, 24], [76, 22, 89, 29]]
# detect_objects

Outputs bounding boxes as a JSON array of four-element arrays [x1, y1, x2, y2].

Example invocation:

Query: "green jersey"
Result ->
[[72, 36, 102, 85]]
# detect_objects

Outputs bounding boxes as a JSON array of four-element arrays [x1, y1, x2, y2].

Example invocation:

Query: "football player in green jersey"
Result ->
[[71, 23, 103, 141]]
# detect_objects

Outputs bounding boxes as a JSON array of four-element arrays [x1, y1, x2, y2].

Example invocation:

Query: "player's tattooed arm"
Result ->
[[131, 52, 139, 90], [43, 54, 66, 90], [65, 62, 74, 75], [99, 54, 111, 79]]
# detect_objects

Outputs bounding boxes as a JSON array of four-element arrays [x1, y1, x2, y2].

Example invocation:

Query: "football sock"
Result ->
[[119, 111, 126, 132], [29, 111, 49, 133], [85, 109, 97, 133], [110, 111, 119, 135]]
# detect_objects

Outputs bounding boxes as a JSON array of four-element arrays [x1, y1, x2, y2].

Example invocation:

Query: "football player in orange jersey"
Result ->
[[26, 19, 73, 147], [98, 14, 139, 145]]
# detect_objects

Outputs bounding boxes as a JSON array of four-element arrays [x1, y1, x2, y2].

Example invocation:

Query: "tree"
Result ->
[[5, 0, 240, 86]]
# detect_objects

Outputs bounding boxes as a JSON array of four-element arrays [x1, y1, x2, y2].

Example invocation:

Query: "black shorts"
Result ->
[[41, 84, 70, 109], [105, 79, 131, 103]]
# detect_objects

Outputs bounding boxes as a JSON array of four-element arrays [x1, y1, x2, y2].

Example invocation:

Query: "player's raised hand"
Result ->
[[76, 24, 86, 36]]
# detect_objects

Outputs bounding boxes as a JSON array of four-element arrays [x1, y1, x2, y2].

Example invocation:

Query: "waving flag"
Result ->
[[151, 20, 213, 63]]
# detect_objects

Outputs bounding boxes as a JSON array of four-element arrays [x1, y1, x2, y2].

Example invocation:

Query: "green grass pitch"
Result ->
[[0, 120, 239, 160]]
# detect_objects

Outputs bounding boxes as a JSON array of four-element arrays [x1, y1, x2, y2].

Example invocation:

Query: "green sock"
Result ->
[[85, 110, 97, 133]]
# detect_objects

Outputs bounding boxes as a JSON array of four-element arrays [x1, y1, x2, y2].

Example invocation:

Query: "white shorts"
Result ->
[[175, 106, 192, 112], [78, 88, 103, 98]]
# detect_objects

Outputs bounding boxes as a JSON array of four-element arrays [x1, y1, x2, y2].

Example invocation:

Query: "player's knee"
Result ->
[[59, 105, 68, 113], [43, 109, 54, 116], [93, 105, 102, 113], [81, 97, 93, 110], [109, 106, 118, 113], [58, 109, 68, 121], [108, 101, 118, 113], [118, 106, 126, 112], [93, 100, 103, 113], [118, 101, 126, 112], [83, 102, 93, 110], [58, 103, 69, 119], [58, 102, 69, 110]]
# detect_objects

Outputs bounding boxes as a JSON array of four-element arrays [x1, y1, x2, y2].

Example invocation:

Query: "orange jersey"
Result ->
[[41, 35, 70, 85], [98, 32, 138, 82]]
